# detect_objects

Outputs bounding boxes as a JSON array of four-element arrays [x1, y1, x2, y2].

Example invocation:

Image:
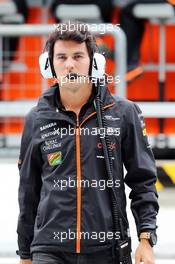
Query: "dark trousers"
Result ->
[[119, 0, 170, 69], [32, 247, 118, 264]]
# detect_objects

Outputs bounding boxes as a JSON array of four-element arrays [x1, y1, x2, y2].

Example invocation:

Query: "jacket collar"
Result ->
[[55, 84, 97, 111], [37, 83, 115, 112]]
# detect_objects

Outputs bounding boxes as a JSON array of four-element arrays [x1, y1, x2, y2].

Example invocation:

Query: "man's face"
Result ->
[[53, 40, 91, 90]]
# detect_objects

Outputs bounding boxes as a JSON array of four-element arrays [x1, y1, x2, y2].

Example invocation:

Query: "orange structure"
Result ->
[[1, 6, 175, 158]]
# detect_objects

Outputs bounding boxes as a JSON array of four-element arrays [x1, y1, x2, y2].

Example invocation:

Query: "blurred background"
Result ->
[[0, 0, 174, 263]]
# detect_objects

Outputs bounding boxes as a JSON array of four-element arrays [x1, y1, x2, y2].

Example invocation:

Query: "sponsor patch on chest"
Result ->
[[47, 151, 62, 166], [40, 122, 57, 131], [42, 139, 61, 152]]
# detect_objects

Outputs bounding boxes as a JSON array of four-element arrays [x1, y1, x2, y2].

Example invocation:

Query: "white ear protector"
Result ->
[[91, 53, 106, 79], [39, 51, 53, 79], [39, 51, 106, 79]]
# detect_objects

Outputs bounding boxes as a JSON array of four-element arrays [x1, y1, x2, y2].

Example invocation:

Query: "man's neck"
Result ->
[[59, 84, 93, 116]]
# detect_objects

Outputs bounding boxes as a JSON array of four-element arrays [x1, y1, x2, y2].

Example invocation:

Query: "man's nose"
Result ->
[[65, 57, 75, 72]]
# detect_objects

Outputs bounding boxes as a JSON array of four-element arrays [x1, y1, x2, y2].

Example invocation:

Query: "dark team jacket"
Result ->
[[16, 84, 159, 259]]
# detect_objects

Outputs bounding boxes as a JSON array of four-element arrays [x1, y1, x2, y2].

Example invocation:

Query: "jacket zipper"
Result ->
[[76, 115, 81, 253], [75, 103, 115, 253], [80, 102, 115, 127]]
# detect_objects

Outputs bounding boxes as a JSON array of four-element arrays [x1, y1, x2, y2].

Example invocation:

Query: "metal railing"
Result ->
[[0, 23, 127, 102], [0, 23, 127, 152], [1, 24, 175, 118], [0, 23, 175, 154]]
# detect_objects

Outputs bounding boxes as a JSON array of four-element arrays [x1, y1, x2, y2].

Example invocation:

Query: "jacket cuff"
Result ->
[[138, 223, 158, 238], [16, 250, 32, 259], [140, 223, 157, 231]]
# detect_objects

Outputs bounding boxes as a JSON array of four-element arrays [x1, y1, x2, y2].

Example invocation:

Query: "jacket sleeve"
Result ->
[[121, 101, 159, 237], [16, 109, 43, 259]]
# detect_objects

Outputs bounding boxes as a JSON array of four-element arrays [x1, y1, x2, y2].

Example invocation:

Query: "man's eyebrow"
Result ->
[[55, 51, 85, 55], [55, 53, 66, 56], [55, 51, 85, 56], [73, 51, 85, 55]]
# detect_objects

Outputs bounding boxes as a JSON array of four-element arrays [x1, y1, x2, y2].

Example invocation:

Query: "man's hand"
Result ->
[[135, 239, 155, 264], [19, 259, 32, 264]]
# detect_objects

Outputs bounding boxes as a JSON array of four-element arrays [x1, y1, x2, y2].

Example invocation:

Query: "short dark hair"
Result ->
[[45, 21, 98, 63]]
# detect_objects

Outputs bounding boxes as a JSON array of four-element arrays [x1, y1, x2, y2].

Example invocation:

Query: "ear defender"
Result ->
[[39, 52, 53, 79], [38, 51, 106, 79], [91, 53, 106, 79]]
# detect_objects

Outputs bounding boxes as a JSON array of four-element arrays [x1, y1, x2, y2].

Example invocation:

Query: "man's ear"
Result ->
[[91, 53, 106, 79], [39, 52, 53, 79]]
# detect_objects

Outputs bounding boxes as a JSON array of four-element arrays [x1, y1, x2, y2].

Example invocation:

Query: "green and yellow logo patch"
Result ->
[[47, 151, 62, 166], [142, 128, 147, 136]]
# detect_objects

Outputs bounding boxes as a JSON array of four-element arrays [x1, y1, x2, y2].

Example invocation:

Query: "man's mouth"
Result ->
[[66, 73, 79, 80]]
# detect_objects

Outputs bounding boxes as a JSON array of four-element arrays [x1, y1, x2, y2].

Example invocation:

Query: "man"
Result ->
[[17, 22, 159, 264]]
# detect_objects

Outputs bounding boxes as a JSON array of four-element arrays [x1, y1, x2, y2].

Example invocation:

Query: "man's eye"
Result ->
[[57, 56, 65, 60], [74, 55, 82, 59]]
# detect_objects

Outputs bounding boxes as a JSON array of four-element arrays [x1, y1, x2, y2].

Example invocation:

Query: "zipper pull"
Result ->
[[76, 115, 79, 128]]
